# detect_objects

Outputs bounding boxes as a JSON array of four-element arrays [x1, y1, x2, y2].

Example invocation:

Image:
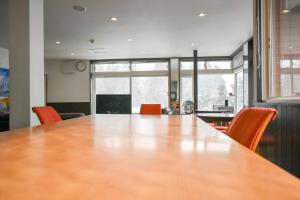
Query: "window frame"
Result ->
[[261, 0, 300, 101], [179, 58, 234, 112], [94, 76, 131, 95], [94, 62, 131, 73], [234, 67, 244, 113], [131, 76, 169, 113], [91, 59, 170, 114]]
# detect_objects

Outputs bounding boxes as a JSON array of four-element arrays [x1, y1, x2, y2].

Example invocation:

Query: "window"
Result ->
[[236, 70, 244, 112], [95, 63, 130, 72], [280, 74, 292, 96], [180, 61, 196, 114], [233, 52, 244, 69], [206, 61, 231, 69], [95, 77, 130, 94], [280, 60, 291, 69], [268, 0, 300, 99], [293, 75, 300, 95], [92, 60, 169, 114], [293, 60, 300, 68], [180, 76, 193, 113], [132, 62, 168, 71], [243, 65, 249, 107], [181, 61, 205, 70], [132, 77, 168, 113], [198, 74, 235, 110], [179, 59, 234, 113]]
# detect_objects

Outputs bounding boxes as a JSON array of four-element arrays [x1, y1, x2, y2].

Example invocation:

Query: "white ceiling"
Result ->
[[45, 0, 253, 60]]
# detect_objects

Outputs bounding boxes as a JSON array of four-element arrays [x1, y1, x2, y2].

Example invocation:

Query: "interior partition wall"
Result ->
[[91, 60, 170, 114]]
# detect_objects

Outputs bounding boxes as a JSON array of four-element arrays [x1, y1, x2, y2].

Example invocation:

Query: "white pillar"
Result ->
[[9, 0, 45, 129]]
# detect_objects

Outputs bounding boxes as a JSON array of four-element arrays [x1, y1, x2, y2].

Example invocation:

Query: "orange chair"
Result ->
[[32, 106, 62, 125], [140, 104, 162, 115], [225, 107, 277, 151]]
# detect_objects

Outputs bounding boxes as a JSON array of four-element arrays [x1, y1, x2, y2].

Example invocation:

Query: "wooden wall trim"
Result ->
[[47, 102, 91, 115]]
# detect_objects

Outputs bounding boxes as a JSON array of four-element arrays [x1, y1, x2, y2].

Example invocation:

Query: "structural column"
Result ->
[[9, 0, 45, 129], [193, 50, 198, 111]]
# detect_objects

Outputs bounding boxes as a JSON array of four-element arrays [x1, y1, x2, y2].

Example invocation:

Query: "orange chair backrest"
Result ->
[[225, 107, 277, 151], [140, 104, 162, 115], [32, 106, 62, 125]]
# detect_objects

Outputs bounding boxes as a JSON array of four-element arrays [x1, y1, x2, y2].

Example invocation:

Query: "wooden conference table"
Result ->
[[0, 115, 299, 200]]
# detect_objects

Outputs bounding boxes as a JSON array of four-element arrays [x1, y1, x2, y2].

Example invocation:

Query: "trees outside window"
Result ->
[[132, 77, 168, 113], [198, 74, 234, 110]]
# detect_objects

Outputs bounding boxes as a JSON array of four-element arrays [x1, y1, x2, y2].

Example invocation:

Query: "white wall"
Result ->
[[46, 60, 90, 103], [0, 48, 9, 68]]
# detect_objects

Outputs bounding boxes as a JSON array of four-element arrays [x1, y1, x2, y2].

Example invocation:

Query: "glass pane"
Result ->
[[292, 60, 300, 68], [206, 61, 231, 69], [236, 71, 244, 112], [198, 74, 235, 110], [132, 77, 168, 113], [280, 60, 290, 68], [243, 67, 249, 107], [96, 77, 130, 94], [269, 0, 300, 98], [95, 63, 130, 72], [280, 74, 292, 97], [180, 76, 193, 114], [132, 62, 168, 71], [243, 42, 249, 106], [233, 51, 243, 68], [293, 75, 300, 95], [181, 61, 205, 70]]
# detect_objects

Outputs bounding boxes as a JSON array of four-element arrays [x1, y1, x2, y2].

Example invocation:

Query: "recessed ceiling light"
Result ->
[[127, 38, 133, 42], [289, 46, 294, 49], [73, 5, 87, 12], [71, 53, 75, 56], [55, 41, 61, 44], [110, 17, 118, 21], [191, 43, 195, 47], [198, 12, 207, 17], [282, 9, 290, 14]]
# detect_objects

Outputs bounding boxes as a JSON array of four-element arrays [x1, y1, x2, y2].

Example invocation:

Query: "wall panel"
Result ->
[[255, 102, 300, 177]]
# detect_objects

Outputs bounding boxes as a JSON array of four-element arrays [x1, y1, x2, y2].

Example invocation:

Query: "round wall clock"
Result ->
[[75, 61, 87, 72]]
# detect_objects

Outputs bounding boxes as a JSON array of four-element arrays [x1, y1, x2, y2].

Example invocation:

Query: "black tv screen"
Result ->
[[96, 95, 131, 114]]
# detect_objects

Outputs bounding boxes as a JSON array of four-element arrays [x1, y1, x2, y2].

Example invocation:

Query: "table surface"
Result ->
[[0, 115, 299, 200]]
